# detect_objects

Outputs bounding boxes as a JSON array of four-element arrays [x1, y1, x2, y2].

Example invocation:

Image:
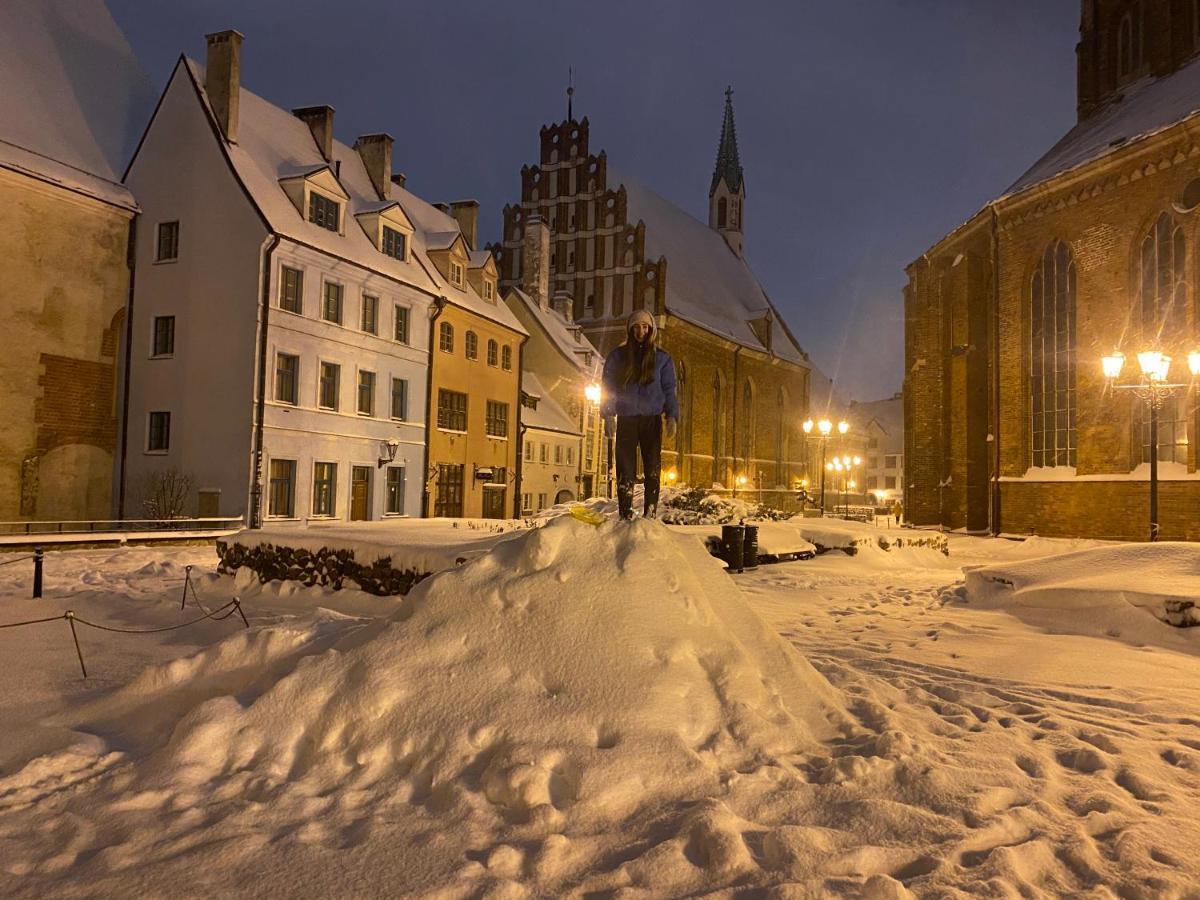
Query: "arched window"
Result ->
[[1194, 0, 1200, 49], [465, 330, 478, 360], [1030, 241, 1076, 467], [1117, 3, 1146, 81], [501, 345, 512, 371], [776, 387, 787, 486], [487, 339, 498, 367], [711, 372, 723, 487], [741, 380, 754, 467], [438, 321, 454, 353], [1135, 212, 1188, 463], [717, 196, 727, 229]]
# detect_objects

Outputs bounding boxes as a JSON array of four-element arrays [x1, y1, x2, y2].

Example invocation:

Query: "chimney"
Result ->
[[354, 134, 393, 200], [521, 215, 550, 309], [552, 289, 574, 323], [391, 172, 406, 189], [293, 105, 335, 162], [449, 200, 479, 249], [204, 30, 243, 143]]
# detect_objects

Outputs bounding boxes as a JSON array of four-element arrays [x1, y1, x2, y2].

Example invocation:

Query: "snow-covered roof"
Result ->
[[850, 394, 903, 454], [0, 0, 154, 208], [521, 372, 581, 435], [507, 287, 601, 378], [1007, 56, 1200, 197], [468, 249, 493, 268], [615, 174, 807, 365], [180, 59, 524, 336]]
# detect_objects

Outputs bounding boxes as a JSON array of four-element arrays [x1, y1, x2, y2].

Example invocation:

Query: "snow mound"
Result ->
[[2, 516, 848, 895], [958, 541, 1200, 647]]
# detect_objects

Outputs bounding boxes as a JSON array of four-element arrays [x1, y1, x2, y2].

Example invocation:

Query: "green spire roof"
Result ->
[[709, 86, 744, 197]]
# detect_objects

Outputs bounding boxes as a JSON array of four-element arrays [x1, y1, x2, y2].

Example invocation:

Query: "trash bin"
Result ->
[[742, 524, 759, 569], [721, 523, 745, 572]]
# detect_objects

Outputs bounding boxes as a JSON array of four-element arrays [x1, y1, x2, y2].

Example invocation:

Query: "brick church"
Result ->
[[906, 0, 1200, 540], [494, 91, 817, 493]]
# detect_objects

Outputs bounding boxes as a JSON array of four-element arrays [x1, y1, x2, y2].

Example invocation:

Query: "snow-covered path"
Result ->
[[1, 532, 1199, 897]]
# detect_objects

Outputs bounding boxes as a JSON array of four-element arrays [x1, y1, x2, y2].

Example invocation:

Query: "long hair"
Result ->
[[619, 328, 658, 387]]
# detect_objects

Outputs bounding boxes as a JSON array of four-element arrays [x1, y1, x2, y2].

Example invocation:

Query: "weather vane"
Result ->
[[567, 66, 575, 121]]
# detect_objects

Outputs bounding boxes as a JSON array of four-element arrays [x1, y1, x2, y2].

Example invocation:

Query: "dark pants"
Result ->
[[616, 415, 662, 517]]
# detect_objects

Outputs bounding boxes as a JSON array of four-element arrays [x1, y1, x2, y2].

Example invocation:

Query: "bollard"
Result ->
[[721, 523, 745, 573], [33, 547, 43, 599], [742, 523, 759, 570], [181, 564, 193, 610]]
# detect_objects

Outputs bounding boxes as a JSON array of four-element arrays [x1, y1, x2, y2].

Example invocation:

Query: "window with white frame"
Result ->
[[322, 282, 343, 324], [391, 378, 408, 420], [554, 444, 562, 464], [382, 226, 407, 261], [152, 316, 175, 357], [394, 304, 410, 343], [539, 443, 547, 464], [280, 266, 303, 313], [147, 411, 170, 452], [275, 353, 298, 404], [357, 370, 376, 416], [156, 221, 179, 261], [385, 466, 406, 514], [501, 345, 512, 371], [268, 459, 296, 517], [308, 192, 340, 232], [450, 260, 464, 286], [439, 321, 454, 353], [312, 462, 337, 515], [438, 389, 467, 431], [487, 339, 498, 367], [361, 294, 379, 334], [486, 401, 509, 438], [466, 331, 478, 360], [522, 492, 533, 514], [319, 362, 340, 410]]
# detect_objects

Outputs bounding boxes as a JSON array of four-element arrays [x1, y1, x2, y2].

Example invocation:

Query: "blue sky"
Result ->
[[108, 0, 1080, 401]]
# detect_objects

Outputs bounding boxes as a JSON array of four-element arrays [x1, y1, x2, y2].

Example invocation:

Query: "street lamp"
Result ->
[[1101, 348, 1200, 541], [585, 382, 610, 499], [803, 417, 848, 515]]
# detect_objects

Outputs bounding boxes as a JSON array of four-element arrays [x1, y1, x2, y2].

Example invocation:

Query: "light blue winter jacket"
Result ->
[[600, 344, 679, 420]]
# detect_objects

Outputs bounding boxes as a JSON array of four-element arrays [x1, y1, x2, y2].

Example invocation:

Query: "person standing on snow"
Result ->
[[601, 309, 679, 520]]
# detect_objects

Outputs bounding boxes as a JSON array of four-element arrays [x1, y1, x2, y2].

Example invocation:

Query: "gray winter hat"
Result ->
[[627, 309, 656, 339]]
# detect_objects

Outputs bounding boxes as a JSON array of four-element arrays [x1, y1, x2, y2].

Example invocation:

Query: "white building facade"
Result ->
[[120, 32, 439, 524]]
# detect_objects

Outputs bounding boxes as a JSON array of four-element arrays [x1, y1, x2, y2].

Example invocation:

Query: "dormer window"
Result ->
[[308, 193, 340, 232], [450, 261, 464, 287], [382, 226, 407, 261], [483, 280, 495, 301]]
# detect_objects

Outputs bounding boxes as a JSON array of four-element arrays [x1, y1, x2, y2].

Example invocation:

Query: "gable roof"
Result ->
[[0, 0, 154, 208], [177, 58, 524, 335], [507, 287, 601, 378], [521, 372, 582, 435], [1006, 55, 1200, 197], [849, 394, 903, 453], [615, 173, 807, 365]]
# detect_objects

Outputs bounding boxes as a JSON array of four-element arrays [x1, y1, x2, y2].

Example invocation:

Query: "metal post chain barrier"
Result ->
[[33, 547, 42, 599], [0, 555, 35, 567]]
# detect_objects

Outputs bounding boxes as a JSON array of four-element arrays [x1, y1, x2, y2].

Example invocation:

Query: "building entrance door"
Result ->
[[350, 466, 371, 520], [482, 488, 506, 519]]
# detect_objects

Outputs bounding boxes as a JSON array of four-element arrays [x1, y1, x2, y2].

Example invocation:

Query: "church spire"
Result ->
[[708, 86, 745, 257], [709, 86, 743, 197]]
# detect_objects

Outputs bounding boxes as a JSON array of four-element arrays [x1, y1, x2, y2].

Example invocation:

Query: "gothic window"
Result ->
[[711, 372, 723, 487], [1117, 3, 1145, 82], [776, 387, 787, 486], [1194, 0, 1200, 49], [677, 362, 689, 478], [1030, 240, 1076, 468], [717, 196, 728, 229], [741, 380, 754, 466]]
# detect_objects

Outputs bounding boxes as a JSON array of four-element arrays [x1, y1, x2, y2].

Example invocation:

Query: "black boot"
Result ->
[[617, 480, 635, 520], [643, 474, 660, 519]]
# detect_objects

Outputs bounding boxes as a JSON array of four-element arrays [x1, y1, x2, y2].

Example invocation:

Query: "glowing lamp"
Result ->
[[848, 479, 857, 490], [1189, 352, 1200, 377], [852, 455, 862, 466], [837, 420, 850, 435], [736, 474, 748, 487], [584, 383, 601, 404], [826, 462, 833, 471], [1101, 351, 1125, 380], [1137, 350, 1171, 383], [802, 418, 814, 434], [818, 419, 832, 436], [800, 478, 809, 488], [665, 469, 678, 483]]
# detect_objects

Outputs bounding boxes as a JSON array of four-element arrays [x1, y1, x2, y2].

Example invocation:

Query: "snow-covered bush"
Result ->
[[659, 486, 794, 525]]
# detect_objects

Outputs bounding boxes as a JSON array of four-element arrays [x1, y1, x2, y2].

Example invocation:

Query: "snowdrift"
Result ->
[[958, 541, 1200, 648], [0, 516, 848, 896]]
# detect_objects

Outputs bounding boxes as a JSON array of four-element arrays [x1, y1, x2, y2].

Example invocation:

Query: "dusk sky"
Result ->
[[108, 0, 1080, 402]]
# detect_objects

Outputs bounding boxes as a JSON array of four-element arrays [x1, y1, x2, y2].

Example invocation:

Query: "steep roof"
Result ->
[[710, 87, 744, 196], [850, 394, 903, 454], [1006, 55, 1200, 196], [616, 173, 807, 365], [521, 373, 581, 435], [0, 0, 153, 208], [179, 59, 524, 335], [507, 288, 601, 378]]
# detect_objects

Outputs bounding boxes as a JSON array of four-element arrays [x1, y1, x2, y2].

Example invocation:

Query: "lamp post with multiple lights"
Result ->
[[802, 417, 849, 515], [826, 454, 861, 517], [1100, 349, 1200, 541]]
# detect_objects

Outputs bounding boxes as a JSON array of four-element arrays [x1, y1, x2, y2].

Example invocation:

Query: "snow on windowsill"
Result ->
[[1001, 462, 1200, 482]]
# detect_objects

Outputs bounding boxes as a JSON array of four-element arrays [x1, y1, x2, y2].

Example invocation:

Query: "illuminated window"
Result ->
[[1030, 240, 1076, 467]]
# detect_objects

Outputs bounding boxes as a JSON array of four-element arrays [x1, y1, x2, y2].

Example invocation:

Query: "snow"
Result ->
[[519, 373, 580, 435], [0, 0, 153, 207], [1003, 461, 1200, 481], [3, 523, 1200, 895], [506, 287, 601, 378]]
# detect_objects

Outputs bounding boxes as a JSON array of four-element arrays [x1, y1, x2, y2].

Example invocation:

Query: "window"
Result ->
[[1117, 7, 1144, 82], [885, 476, 897, 490], [867, 456, 879, 470], [312, 462, 337, 515], [268, 459, 296, 517], [868, 436, 879, 449], [322, 282, 343, 324], [522, 492, 533, 515], [435, 464, 464, 517], [466, 331, 479, 360], [361, 295, 379, 334], [501, 345, 512, 371], [438, 389, 467, 431], [319, 362, 340, 410], [524, 440, 533, 461], [385, 466, 406, 514], [539, 443, 548, 464], [280, 266, 303, 313], [439, 321, 454, 353], [717, 197, 727, 229], [566, 446, 574, 465], [152, 316, 175, 357], [885, 455, 898, 469], [382, 226, 406, 261], [867, 476, 878, 490], [147, 411, 170, 452], [156, 221, 179, 261], [390, 378, 408, 420], [308, 192, 340, 231], [554, 445, 563, 464], [394, 305, 410, 343], [537, 492, 547, 511], [275, 353, 298, 404], [487, 339, 498, 367], [1139, 212, 1186, 334], [450, 260, 464, 286], [486, 401, 509, 438], [483, 280, 495, 301], [1030, 240, 1077, 468], [357, 370, 376, 416], [1136, 396, 1189, 464]]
